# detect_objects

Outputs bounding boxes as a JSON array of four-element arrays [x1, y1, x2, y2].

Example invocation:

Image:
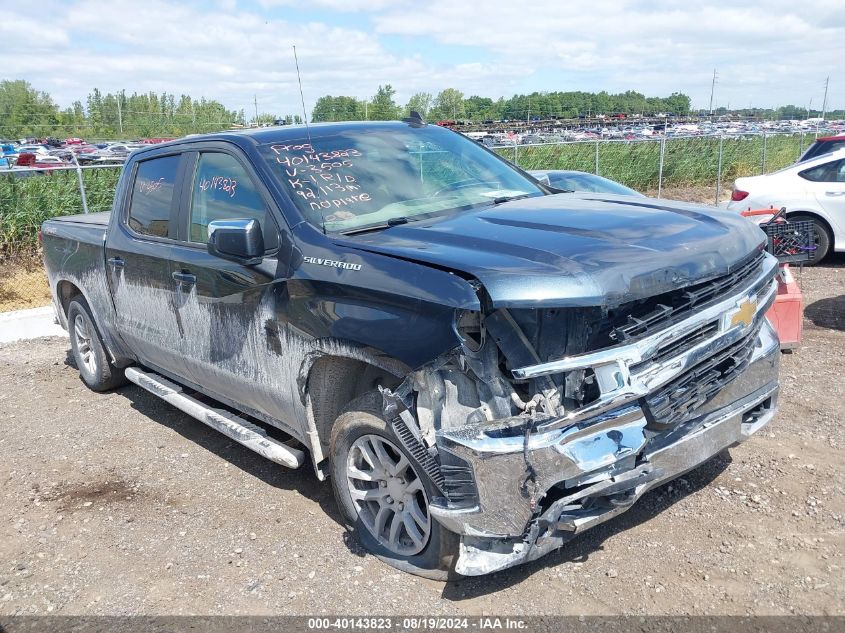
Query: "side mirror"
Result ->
[[207, 218, 264, 265]]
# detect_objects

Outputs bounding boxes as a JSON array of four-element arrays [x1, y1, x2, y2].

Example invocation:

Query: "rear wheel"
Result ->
[[68, 298, 127, 392], [329, 392, 459, 580], [788, 214, 831, 265]]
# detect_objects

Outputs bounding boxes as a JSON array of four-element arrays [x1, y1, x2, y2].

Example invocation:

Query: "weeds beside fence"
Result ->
[[0, 165, 120, 312], [0, 166, 120, 255], [493, 132, 808, 199]]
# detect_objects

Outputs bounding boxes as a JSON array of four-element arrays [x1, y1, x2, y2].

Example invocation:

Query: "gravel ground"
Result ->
[[0, 257, 843, 617]]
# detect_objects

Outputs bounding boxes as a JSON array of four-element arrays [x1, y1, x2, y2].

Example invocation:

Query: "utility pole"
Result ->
[[708, 69, 718, 116], [816, 76, 830, 138], [526, 96, 530, 125], [364, 100, 368, 121], [253, 94, 259, 126], [116, 93, 123, 137], [821, 76, 830, 122]]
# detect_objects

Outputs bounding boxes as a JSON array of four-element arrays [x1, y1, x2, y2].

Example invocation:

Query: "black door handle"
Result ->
[[107, 256, 125, 269], [172, 271, 197, 285]]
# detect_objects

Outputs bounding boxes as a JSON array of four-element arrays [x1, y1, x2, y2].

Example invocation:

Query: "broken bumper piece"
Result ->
[[431, 319, 779, 576]]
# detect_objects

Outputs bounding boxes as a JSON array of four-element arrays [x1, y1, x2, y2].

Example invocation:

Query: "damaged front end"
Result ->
[[381, 250, 781, 575]]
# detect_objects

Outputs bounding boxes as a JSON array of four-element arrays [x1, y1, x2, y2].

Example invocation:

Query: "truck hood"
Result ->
[[340, 193, 767, 308]]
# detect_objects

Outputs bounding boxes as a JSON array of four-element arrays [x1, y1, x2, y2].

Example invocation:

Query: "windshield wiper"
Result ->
[[492, 193, 534, 205], [339, 216, 412, 236]]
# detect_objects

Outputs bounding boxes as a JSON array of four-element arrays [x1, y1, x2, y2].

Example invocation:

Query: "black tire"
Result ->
[[788, 214, 831, 265], [67, 297, 127, 392], [329, 392, 460, 580]]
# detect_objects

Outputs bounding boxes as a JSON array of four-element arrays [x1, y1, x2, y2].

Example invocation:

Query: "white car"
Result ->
[[727, 148, 845, 263], [16, 144, 50, 155]]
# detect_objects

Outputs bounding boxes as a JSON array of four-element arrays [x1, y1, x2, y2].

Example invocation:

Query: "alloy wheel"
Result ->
[[345, 434, 431, 556], [73, 313, 98, 375]]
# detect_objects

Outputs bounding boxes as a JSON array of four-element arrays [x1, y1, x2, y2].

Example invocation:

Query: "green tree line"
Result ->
[[313, 87, 695, 122], [0, 80, 247, 139], [313, 87, 845, 123], [2, 79, 842, 141]]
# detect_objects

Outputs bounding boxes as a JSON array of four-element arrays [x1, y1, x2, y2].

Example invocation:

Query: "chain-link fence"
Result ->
[[0, 164, 121, 312], [0, 131, 820, 313], [495, 131, 810, 201]]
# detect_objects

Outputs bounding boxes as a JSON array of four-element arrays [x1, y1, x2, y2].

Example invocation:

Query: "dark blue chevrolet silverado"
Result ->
[[41, 120, 780, 578]]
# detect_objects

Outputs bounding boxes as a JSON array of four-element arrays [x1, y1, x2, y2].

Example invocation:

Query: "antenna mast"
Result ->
[[293, 45, 312, 144]]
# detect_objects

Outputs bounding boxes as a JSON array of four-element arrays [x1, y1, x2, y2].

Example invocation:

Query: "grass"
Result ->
[[497, 133, 806, 191], [0, 167, 120, 312], [0, 167, 120, 256]]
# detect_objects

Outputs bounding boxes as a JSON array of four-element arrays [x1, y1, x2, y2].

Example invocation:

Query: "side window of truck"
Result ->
[[127, 155, 181, 238], [189, 153, 273, 246]]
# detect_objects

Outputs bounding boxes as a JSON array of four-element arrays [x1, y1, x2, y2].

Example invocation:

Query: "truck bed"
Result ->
[[41, 212, 113, 336], [48, 211, 111, 226]]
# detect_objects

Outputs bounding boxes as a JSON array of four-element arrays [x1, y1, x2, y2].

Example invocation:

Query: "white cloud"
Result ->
[[257, 0, 398, 10], [374, 0, 844, 108], [1, 0, 842, 115]]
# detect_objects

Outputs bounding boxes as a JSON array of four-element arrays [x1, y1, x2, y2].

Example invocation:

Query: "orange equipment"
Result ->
[[740, 208, 810, 350]]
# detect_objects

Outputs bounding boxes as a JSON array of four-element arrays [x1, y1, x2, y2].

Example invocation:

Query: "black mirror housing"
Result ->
[[207, 219, 264, 265]]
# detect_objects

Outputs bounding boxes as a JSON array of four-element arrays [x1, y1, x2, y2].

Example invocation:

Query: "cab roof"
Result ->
[[141, 120, 423, 154]]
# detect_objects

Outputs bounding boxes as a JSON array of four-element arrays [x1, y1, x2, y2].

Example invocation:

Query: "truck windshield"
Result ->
[[260, 125, 544, 233]]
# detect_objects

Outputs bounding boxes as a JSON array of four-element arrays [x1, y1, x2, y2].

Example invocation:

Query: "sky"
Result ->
[[3, 0, 844, 116]]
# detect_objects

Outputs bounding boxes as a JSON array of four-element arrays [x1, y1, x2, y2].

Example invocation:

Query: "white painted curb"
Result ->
[[0, 305, 67, 343]]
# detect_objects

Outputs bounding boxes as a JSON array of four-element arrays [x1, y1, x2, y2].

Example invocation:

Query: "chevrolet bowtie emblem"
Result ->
[[730, 298, 757, 328]]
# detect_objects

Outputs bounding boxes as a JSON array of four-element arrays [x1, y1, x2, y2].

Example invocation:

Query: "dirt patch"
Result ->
[[38, 477, 142, 513], [644, 185, 728, 205], [0, 255, 51, 312], [805, 294, 845, 332]]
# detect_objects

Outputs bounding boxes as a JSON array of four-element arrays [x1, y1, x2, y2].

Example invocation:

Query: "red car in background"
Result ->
[[15, 153, 68, 170]]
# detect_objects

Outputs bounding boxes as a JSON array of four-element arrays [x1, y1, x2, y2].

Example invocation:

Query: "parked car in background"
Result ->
[[530, 169, 643, 196], [32, 155, 69, 166], [798, 135, 845, 163], [14, 153, 68, 170], [728, 148, 845, 263], [77, 143, 143, 165], [16, 144, 50, 155]]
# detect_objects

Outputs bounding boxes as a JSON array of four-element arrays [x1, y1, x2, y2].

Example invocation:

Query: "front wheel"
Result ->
[[329, 392, 459, 580]]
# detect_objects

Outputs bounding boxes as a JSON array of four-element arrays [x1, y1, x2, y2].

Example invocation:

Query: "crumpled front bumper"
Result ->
[[431, 319, 780, 576]]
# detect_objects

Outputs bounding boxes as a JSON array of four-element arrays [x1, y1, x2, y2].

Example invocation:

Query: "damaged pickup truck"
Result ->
[[41, 119, 780, 578]]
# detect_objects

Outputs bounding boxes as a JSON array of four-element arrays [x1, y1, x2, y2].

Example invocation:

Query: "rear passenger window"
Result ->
[[799, 158, 845, 183], [189, 153, 273, 246], [128, 155, 180, 238]]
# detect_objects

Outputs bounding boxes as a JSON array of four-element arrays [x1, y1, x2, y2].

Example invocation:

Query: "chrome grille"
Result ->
[[642, 325, 760, 430], [611, 251, 766, 343]]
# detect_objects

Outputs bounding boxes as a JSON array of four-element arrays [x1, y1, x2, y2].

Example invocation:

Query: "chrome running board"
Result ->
[[124, 367, 305, 468]]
